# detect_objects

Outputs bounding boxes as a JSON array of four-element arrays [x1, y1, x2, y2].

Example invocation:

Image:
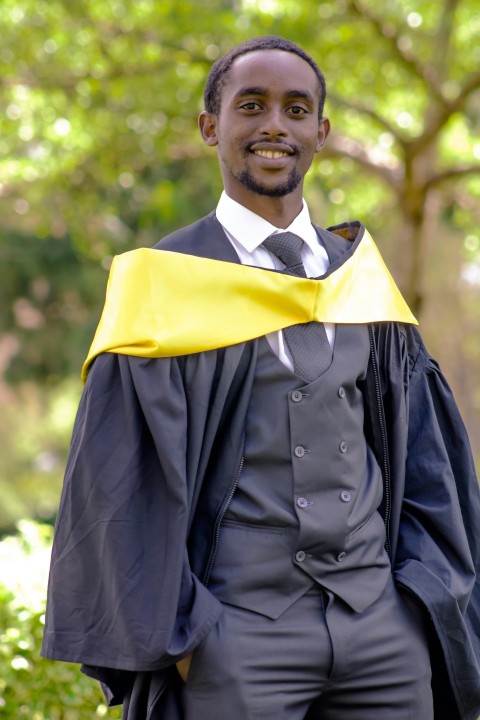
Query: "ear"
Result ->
[[315, 117, 331, 152], [198, 111, 219, 147]]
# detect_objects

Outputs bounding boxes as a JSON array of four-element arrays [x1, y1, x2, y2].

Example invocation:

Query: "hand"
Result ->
[[176, 652, 193, 682]]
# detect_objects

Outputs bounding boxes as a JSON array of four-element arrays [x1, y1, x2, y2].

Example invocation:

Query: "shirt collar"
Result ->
[[216, 191, 320, 254]]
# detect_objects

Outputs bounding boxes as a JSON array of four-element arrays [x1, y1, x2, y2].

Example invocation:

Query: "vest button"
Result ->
[[295, 550, 306, 562], [291, 390, 303, 403], [339, 441, 348, 453], [340, 490, 351, 502], [294, 445, 306, 458], [297, 497, 309, 509], [337, 551, 347, 562], [338, 386, 346, 399]]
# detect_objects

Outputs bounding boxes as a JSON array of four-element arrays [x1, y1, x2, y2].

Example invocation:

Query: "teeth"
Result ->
[[254, 150, 288, 159]]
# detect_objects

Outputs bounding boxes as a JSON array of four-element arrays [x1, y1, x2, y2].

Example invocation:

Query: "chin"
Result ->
[[238, 170, 302, 197]]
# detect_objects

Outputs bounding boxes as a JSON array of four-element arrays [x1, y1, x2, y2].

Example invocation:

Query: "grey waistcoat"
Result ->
[[208, 324, 391, 618]]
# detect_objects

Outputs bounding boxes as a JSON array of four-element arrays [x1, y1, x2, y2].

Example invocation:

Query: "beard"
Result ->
[[222, 141, 304, 197], [235, 167, 303, 197]]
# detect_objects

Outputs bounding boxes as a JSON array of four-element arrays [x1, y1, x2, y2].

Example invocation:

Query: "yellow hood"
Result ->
[[82, 228, 416, 382]]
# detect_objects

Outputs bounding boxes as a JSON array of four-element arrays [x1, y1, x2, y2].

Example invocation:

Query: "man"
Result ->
[[42, 36, 480, 720]]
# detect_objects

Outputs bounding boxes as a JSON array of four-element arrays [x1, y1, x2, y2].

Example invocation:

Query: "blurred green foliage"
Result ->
[[0, 380, 80, 532], [1, 0, 479, 363], [0, 0, 479, 528], [0, 521, 121, 718], [1, 0, 479, 529], [0, 0, 479, 712]]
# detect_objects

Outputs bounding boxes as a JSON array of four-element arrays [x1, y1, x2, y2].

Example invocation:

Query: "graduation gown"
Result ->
[[42, 214, 480, 720]]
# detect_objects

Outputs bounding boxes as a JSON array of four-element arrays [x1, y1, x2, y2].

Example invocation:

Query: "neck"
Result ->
[[226, 190, 304, 228]]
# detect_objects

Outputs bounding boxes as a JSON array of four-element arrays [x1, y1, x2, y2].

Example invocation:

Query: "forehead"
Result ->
[[225, 49, 320, 100]]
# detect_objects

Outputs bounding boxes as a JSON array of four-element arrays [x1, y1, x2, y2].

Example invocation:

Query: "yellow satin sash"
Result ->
[[82, 229, 416, 382]]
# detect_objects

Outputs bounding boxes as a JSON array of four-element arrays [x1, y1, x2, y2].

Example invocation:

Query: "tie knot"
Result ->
[[262, 232, 306, 277]]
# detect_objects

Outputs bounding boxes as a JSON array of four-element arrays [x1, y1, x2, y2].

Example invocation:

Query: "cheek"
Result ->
[[299, 139, 318, 162], [218, 129, 240, 148]]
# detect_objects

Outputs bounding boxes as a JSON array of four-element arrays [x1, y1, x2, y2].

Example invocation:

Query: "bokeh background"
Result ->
[[1, 0, 479, 716]]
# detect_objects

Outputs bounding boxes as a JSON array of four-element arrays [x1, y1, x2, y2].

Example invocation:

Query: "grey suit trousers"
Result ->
[[181, 576, 433, 720]]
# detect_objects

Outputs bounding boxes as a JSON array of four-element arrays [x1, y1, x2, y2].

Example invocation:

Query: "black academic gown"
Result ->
[[42, 213, 480, 720]]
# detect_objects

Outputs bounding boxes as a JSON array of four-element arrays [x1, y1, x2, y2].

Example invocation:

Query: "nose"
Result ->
[[259, 106, 288, 137]]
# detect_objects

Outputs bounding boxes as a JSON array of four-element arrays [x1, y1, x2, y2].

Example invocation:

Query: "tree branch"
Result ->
[[425, 164, 480, 190], [432, 0, 461, 74], [327, 92, 405, 141], [345, 0, 446, 104], [409, 71, 480, 152], [454, 73, 480, 109], [320, 132, 402, 190]]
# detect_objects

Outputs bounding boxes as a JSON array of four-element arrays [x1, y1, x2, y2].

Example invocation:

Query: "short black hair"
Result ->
[[204, 36, 327, 119]]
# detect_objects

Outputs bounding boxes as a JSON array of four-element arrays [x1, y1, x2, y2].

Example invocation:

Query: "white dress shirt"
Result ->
[[216, 191, 335, 371]]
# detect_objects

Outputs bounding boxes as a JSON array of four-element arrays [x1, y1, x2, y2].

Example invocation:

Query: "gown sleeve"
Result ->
[[41, 351, 222, 672], [395, 326, 480, 715]]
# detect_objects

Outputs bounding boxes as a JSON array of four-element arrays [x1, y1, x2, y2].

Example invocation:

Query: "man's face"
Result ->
[[199, 49, 330, 206]]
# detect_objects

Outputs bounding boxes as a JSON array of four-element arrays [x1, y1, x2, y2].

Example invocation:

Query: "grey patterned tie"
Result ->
[[262, 232, 332, 382]]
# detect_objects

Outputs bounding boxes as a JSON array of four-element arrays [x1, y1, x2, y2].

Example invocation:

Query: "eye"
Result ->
[[286, 105, 308, 116], [239, 101, 262, 111]]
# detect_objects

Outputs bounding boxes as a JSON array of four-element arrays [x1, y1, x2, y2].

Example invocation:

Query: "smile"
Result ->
[[253, 150, 290, 159]]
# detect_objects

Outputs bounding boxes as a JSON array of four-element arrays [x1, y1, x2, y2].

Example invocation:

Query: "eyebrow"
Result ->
[[234, 86, 316, 105]]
